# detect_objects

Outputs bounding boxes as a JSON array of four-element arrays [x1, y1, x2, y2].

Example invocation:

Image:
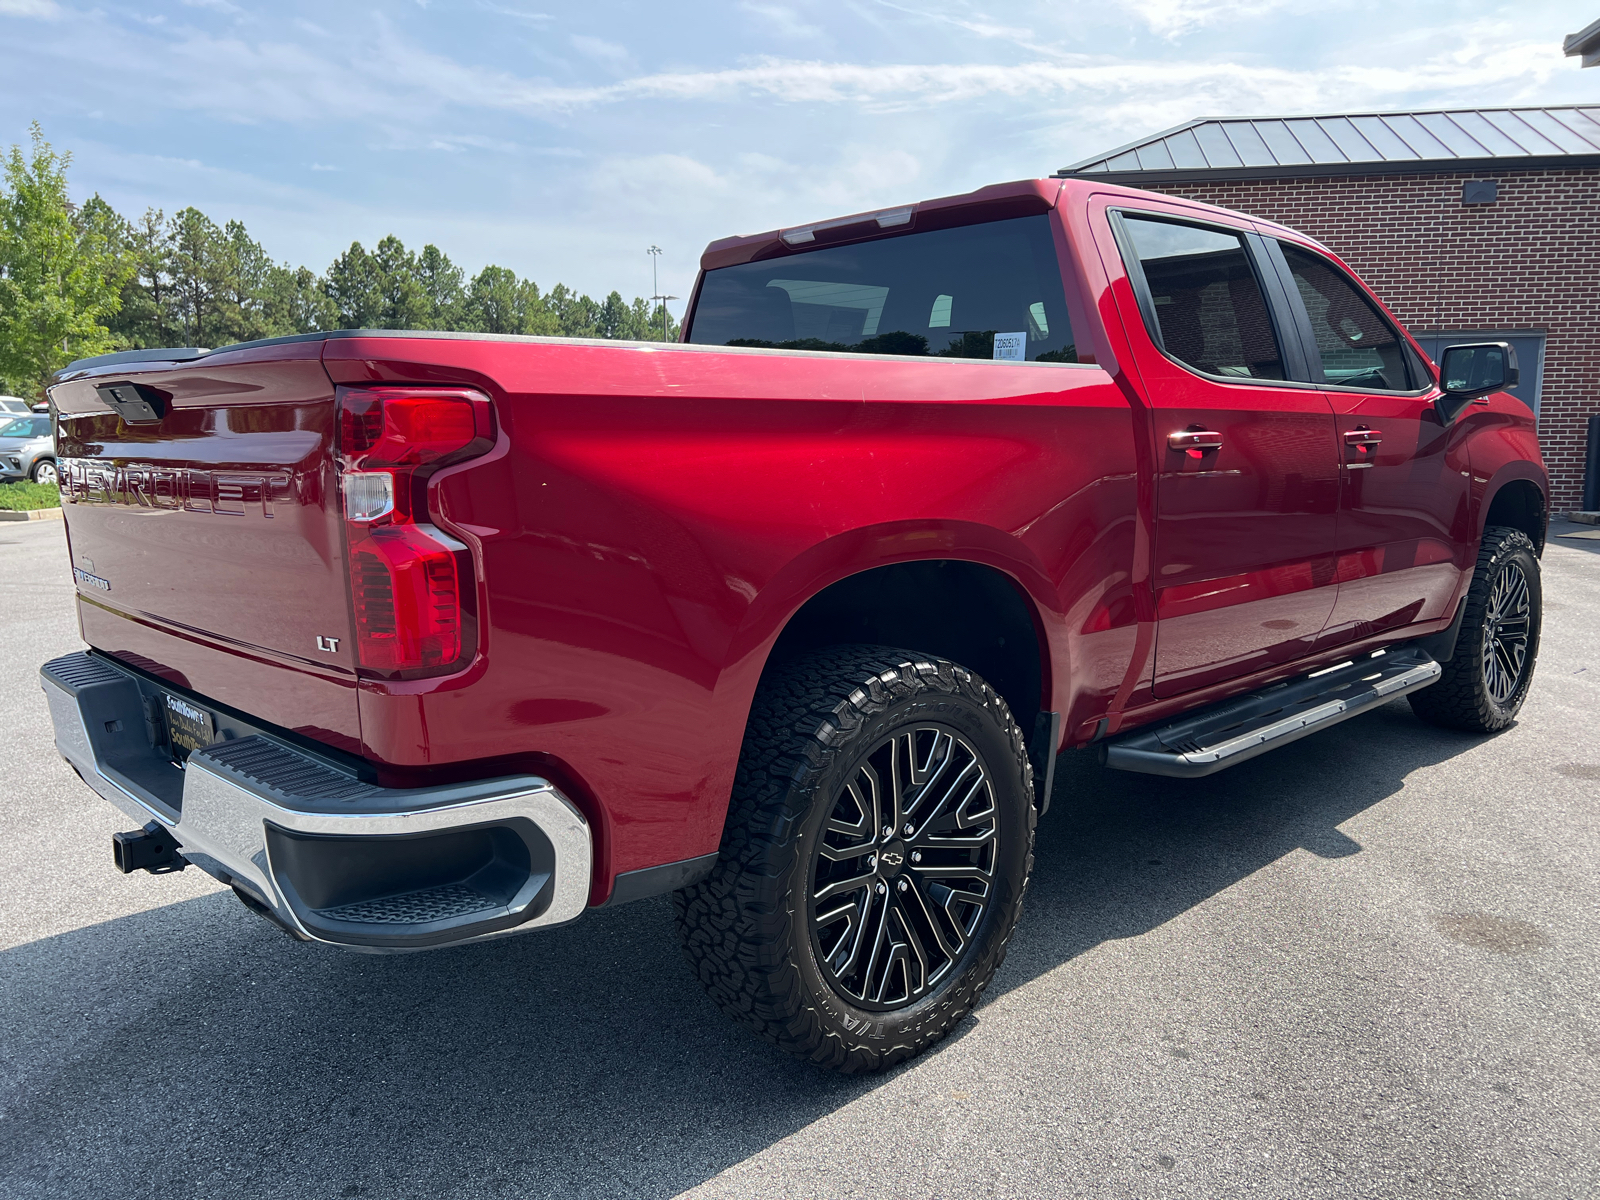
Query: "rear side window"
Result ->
[[0, 416, 49, 437], [687, 215, 1078, 363], [1120, 215, 1285, 381], [1279, 243, 1414, 392]]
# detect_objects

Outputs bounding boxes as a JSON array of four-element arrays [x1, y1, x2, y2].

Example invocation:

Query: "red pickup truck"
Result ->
[[42, 178, 1546, 1072]]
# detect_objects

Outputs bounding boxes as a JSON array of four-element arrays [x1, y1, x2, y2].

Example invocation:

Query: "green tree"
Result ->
[[166, 206, 234, 346], [0, 124, 135, 397], [324, 240, 384, 329], [108, 207, 176, 349], [260, 263, 335, 336], [416, 243, 465, 329]]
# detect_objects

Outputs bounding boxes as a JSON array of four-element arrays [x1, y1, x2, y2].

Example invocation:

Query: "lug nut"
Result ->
[[882, 825, 894, 838], [903, 823, 915, 836], [876, 881, 887, 895], [897, 879, 908, 893], [911, 851, 922, 863], [867, 854, 877, 868]]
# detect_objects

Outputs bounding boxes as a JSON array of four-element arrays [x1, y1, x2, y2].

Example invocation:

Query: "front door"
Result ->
[[1273, 241, 1472, 643], [1115, 212, 1342, 698]]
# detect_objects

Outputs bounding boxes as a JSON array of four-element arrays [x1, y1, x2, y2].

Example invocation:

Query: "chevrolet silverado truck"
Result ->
[[41, 178, 1546, 1071]]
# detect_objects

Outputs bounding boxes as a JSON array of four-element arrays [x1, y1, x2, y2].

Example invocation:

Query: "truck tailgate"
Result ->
[[50, 341, 362, 753]]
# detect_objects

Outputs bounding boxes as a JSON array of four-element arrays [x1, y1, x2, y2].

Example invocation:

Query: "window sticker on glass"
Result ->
[[993, 332, 1026, 361]]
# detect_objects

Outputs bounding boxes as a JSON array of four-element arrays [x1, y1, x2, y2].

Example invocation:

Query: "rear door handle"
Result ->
[[1168, 430, 1223, 452], [1343, 429, 1383, 447]]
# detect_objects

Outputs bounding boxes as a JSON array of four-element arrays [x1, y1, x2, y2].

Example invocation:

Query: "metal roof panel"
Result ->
[[1282, 118, 1346, 162], [1514, 108, 1600, 154], [1349, 116, 1420, 160], [1548, 108, 1600, 150], [1480, 110, 1561, 155], [1136, 140, 1176, 171], [1166, 127, 1210, 169], [1380, 113, 1454, 158], [1444, 110, 1528, 156], [1316, 117, 1380, 162], [1414, 113, 1488, 157], [1219, 120, 1277, 167], [1254, 120, 1313, 165], [1193, 122, 1244, 167], [1058, 106, 1600, 177]]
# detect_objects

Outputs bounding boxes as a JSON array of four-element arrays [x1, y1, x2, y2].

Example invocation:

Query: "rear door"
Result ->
[[1111, 209, 1341, 697], [1269, 240, 1472, 643]]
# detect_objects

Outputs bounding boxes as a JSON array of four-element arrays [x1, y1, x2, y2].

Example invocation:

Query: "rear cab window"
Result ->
[[1117, 214, 1286, 381], [686, 215, 1078, 364]]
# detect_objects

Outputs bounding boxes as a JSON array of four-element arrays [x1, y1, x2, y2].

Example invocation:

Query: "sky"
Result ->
[[0, 0, 1594, 311]]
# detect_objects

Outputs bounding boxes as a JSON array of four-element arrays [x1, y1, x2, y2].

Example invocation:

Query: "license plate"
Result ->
[[163, 693, 216, 758]]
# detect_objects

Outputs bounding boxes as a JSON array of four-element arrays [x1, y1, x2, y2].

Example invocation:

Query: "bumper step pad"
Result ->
[[1103, 645, 1441, 778], [320, 883, 501, 926]]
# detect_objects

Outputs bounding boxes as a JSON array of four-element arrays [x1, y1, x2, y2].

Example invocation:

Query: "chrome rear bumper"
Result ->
[[41, 652, 592, 952]]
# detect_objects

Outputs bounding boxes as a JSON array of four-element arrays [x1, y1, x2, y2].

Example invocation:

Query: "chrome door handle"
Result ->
[[1343, 429, 1383, 447], [1168, 430, 1223, 452]]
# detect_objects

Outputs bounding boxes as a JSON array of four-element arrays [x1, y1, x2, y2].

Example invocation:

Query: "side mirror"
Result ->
[[1435, 341, 1519, 423]]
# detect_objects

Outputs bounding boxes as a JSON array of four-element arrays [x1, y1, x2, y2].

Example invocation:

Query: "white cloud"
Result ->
[[1118, 0, 1302, 37], [0, 0, 60, 17], [740, 3, 825, 40], [570, 34, 633, 70]]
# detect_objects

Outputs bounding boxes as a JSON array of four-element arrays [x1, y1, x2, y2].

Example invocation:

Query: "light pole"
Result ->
[[647, 245, 677, 341]]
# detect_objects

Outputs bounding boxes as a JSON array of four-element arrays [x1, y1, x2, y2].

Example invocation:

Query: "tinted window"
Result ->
[[688, 216, 1077, 363], [1122, 216, 1284, 381], [1280, 243, 1413, 392], [0, 417, 49, 437]]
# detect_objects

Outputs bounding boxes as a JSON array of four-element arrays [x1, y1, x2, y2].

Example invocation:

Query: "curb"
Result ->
[[0, 506, 64, 522], [1566, 511, 1600, 526]]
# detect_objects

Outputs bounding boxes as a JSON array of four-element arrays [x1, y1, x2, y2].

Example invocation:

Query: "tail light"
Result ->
[[337, 387, 494, 676]]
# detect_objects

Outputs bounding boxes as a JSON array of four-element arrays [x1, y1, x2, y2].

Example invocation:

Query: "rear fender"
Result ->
[[714, 519, 1064, 743]]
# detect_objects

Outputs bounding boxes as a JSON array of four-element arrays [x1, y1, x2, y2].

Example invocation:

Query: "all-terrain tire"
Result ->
[[673, 645, 1036, 1072], [1409, 525, 1541, 733]]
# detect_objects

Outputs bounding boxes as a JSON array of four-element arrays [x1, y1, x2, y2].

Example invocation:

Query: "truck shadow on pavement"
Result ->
[[0, 698, 1486, 1200]]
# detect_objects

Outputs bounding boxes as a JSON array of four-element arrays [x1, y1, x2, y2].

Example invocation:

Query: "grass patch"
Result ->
[[0, 481, 62, 511]]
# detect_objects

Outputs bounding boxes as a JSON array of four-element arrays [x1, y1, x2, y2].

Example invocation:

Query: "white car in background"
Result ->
[[0, 396, 34, 417], [0, 414, 56, 485]]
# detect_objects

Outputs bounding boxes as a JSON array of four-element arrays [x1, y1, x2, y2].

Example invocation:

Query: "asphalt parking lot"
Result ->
[[2, 515, 1596, 1200]]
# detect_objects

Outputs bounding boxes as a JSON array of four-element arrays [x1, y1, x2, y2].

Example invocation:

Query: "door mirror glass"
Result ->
[[1440, 342, 1518, 397], [1436, 341, 1519, 423]]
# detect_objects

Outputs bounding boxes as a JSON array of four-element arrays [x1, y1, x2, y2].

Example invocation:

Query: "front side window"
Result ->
[[1121, 215, 1285, 381], [0, 416, 48, 437], [687, 215, 1078, 363], [1280, 243, 1413, 392]]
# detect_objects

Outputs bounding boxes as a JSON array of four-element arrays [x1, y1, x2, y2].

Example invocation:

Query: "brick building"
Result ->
[[1060, 107, 1600, 512]]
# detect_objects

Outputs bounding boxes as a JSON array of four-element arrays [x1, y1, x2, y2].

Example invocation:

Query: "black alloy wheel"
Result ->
[[674, 645, 1036, 1072], [1481, 558, 1532, 705], [809, 726, 997, 1011], [1410, 524, 1542, 733]]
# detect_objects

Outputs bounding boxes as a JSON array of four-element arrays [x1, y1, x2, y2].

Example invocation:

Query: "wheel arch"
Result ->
[[1480, 469, 1548, 555], [722, 521, 1065, 756]]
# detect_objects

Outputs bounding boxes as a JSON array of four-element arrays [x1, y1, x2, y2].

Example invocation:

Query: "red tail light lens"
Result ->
[[350, 526, 462, 670], [340, 392, 484, 467], [337, 387, 493, 676]]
